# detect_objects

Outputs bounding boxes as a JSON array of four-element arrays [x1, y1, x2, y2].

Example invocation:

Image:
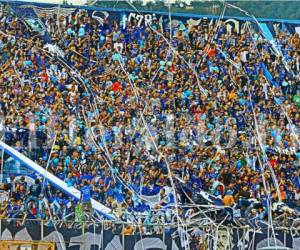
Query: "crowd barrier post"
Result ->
[[122, 223, 125, 250], [284, 229, 287, 247], [163, 225, 166, 250], [242, 227, 246, 250], [93, 222, 96, 249], [0, 147, 4, 183], [41, 219, 44, 240], [101, 221, 104, 250], [82, 222, 85, 250]]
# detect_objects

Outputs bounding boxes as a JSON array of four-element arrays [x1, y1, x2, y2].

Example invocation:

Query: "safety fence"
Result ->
[[1, 218, 300, 249]]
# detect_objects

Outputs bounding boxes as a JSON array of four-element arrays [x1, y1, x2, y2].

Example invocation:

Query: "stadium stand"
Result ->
[[0, 1, 299, 249]]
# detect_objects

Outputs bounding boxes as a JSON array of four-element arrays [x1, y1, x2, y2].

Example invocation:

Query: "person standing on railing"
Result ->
[[80, 180, 92, 214], [22, 178, 42, 218], [29, 178, 42, 198]]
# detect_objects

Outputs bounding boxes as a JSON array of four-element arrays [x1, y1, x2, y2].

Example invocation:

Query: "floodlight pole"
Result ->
[[0, 147, 4, 183]]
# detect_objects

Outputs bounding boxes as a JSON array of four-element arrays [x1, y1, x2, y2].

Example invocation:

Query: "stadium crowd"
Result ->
[[0, 7, 299, 229]]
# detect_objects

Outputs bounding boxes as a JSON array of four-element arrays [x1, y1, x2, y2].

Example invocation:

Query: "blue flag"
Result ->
[[261, 62, 279, 87]]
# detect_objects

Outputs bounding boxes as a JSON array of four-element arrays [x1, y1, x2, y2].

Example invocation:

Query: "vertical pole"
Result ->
[[82, 222, 85, 250], [41, 220, 44, 240], [163, 224, 166, 250], [101, 221, 104, 250], [93, 221, 96, 250], [0, 218, 2, 239], [284, 229, 286, 247], [1, 148, 4, 183], [122, 223, 125, 250], [252, 230, 256, 250], [242, 227, 246, 250]]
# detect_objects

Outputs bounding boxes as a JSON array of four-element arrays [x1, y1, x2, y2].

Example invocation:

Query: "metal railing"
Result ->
[[0, 218, 297, 250]]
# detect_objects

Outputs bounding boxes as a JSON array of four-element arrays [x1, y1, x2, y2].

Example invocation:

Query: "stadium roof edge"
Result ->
[[2, 0, 300, 25]]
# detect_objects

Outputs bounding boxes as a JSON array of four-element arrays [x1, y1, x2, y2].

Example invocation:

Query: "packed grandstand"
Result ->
[[0, 0, 299, 249]]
